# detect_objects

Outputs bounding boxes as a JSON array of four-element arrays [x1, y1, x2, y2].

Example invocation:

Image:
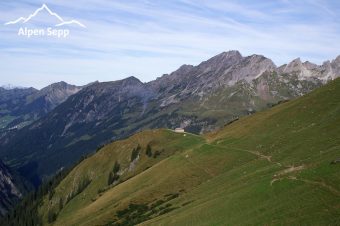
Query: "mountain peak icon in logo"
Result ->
[[4, 4, 86, 28]]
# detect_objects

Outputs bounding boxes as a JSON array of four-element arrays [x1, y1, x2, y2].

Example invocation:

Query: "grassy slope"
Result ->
[[42, 79, 340, 225], [145, 78, 340, 225], [40, 129, 206, 225]]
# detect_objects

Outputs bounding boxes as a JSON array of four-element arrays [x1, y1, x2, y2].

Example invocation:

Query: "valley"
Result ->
[[3, 78, 339, 225], [1, 51, 338, 189], [1, 1, 339, 225]]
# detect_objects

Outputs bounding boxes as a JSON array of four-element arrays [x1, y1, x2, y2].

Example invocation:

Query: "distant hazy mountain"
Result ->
[[0, 81, 82, 131], [0, 51, 339, 187], [0, 84, 26, 90]]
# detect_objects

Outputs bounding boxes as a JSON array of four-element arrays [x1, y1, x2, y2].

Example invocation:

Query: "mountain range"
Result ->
[[0, 81, 82, 131], [0, 50, 339, 190], [3, 75, 339, 225]]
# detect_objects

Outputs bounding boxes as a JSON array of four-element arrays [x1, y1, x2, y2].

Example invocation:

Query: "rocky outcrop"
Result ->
[[0, 50, 339, 188], [278, 56, 340, 81], [0, 160, 22, 216]]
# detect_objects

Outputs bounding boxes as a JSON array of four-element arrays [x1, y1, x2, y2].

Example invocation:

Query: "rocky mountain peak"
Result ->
[[48, 81, 68, 88], [332, 55, 340, 64], [282, 57, 303, 74], [330, 56, 340, 79], [83, 76, 145, 97], [303, 61, 318, 70], [289, 57, 302, 66], [278, 56, 340, 81], [122, 76, 143, 85], [173, 64, 194, 75], [223, 54, 276, 84], [1, 50, 339, 194], [39, 81, 80, 93], [24, 81, 82, 113], [248, 54, 276, 67], [198, 50, 243, 71], [220, 50, 243, 59]]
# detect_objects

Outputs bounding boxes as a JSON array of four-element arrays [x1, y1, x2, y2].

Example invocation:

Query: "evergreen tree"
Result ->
[[0, 164, 76, 226], [47, 209, 57, 223], [131, 148, 140, 162], [108, 161, 121, 185], [108, 172, 114, 185], [59, 197, 64, 211], [113, 161, 120, 173], [146, 144, 152, 157], [153, 150, 161, 158]]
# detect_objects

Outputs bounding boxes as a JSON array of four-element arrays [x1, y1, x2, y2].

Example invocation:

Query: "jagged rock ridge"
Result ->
[[0, 50, 339, 188]]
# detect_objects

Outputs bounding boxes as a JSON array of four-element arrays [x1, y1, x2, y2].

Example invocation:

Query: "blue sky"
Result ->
[[0, 0, 339, 89]]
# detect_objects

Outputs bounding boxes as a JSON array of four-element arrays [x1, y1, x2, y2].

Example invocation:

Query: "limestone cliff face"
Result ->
[[278, 56, 340, 81], [0, 50, 339, 190]]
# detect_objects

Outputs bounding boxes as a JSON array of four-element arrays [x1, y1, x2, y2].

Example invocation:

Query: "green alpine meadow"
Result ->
[[1, 1, 339, 225], [3, 78, 338, 225]]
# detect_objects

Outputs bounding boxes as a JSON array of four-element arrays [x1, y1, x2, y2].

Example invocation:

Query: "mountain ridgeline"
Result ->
[[4, 77, 340, 226], [0, 81, 82, 131], [0, 51, 339, 187]]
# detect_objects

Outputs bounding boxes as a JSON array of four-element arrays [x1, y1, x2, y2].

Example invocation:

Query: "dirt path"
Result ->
[[183, 153, 215, 177], [203, 142, 340, 196], [231, 147, 273, 163], [276, 165, 305, 176], [270, 165, 305, 186], [287, 177, 340, 196]]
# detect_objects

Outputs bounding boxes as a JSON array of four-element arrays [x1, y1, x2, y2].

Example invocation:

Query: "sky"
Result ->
[[0, 0, 339, 89]]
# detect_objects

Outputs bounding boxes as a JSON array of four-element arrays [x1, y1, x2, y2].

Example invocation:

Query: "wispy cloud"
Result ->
[[0, 0, 339, 88]]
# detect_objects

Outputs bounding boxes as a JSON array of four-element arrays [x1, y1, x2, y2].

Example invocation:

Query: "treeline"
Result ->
[[0, 169, 71, 226], [145, 144, 162, 158], [0, 149, 97, 226], [66, 176, 92, 204], [107, 143, 161, 186], [1, 142, 165, 226], [47, 176, 92, 224]]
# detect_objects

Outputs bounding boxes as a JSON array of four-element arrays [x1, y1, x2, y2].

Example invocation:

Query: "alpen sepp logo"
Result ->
[[4, 4, 86, 38]]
